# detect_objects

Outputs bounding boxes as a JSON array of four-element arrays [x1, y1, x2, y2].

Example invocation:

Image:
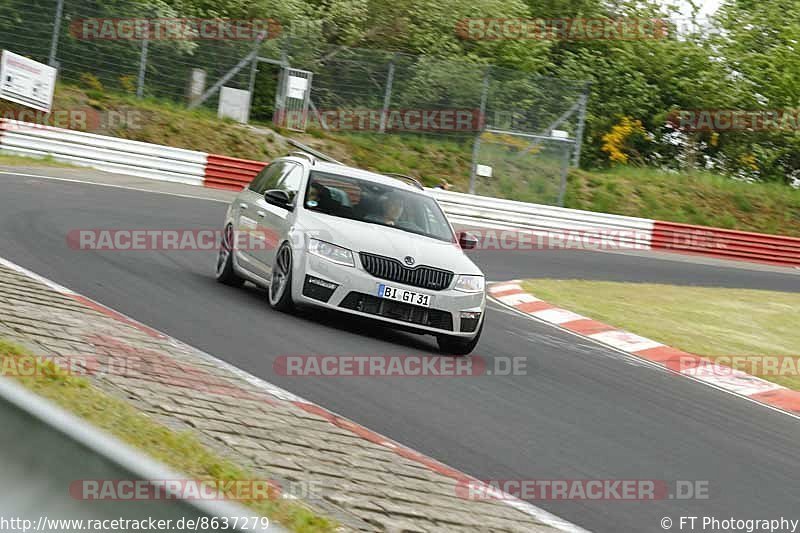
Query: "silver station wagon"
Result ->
[[215, 153, 485, 355]]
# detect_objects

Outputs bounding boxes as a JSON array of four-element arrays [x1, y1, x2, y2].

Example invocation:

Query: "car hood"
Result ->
[[298, 210, 482, 275]]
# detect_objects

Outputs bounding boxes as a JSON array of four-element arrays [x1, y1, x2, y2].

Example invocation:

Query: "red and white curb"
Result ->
[[0, 257, 587, 533], [489, 281, 800, 417]]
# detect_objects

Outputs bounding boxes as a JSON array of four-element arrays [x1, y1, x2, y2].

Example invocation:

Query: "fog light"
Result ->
[[303, 275, 338, 302], [460, 311, 481, 332], [308, 277, 337, 290]]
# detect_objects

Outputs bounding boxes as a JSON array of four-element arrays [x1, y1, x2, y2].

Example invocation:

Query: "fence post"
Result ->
[[378, 54, 396, 134], [557, 141, 572, 206], [189, 32, 268, 110], [272, 39, 289, 126], [136, 26, 149, 98], [571, 83, 590, 167], [47, 0, 64, 67], [468, 65, 491, 195], [246, 55, 259, 123]]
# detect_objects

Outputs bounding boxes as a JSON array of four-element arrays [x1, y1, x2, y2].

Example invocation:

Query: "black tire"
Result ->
[[268, 242, 295, 311], [215, 224, 244, 287], [437, 320, 483, 356]]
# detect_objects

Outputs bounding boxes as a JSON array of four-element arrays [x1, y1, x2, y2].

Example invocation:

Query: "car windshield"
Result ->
[[303, 171, 455, 242]]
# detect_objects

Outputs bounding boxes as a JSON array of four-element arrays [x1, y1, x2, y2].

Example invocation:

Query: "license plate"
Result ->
[[377, 284, 430, 307]]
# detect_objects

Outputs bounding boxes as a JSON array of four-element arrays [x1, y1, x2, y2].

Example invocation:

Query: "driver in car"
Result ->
[[366, 192, 425, 234], [381, 193, 405, 226]]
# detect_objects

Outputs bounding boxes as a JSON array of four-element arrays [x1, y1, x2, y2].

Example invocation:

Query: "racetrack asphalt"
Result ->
[[1, 172, 798, 532]]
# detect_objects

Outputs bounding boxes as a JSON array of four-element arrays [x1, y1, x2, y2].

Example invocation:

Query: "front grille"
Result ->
[[340, 292, 453, 331], [359, 252, 454, 291]]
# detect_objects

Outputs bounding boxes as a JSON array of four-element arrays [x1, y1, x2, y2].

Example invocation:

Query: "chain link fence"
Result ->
[[0, 0, 589, 205], [471, 131, 574, 205]]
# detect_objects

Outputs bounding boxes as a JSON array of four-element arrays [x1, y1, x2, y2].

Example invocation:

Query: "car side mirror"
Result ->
[[458, 231, 478, 250], [264, 189, 293, 210]]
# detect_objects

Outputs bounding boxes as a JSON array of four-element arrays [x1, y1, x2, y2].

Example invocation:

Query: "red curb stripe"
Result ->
[[561, 319, 616, 336], [394, 447, 471, 481], [633, 346, 700, 369], [70, 294, 164, 339], [516, 301, 555, 313], [490, 288, 524, 298], [291, 401, 471, 481], [750, 389, 800, 414]]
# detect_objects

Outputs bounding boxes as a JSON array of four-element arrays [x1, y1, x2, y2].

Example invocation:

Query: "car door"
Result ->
[[235, 161, 287, 278], [251, 162, 305, 277]]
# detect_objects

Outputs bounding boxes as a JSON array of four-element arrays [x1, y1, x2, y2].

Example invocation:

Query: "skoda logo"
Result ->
[[403, 256, 415, 266]]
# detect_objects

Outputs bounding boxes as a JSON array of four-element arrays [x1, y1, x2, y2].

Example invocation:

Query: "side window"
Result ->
[[248, 162, 285, 194], [276, 163, 304, 202]]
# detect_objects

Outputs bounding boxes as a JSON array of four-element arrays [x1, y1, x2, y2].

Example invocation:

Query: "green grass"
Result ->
[[0, 153, 76, 167], [565, 166, 800, 237], [5, 82, 800, 236], [519, 280, 800, 390], [0, 338, 336, 533]]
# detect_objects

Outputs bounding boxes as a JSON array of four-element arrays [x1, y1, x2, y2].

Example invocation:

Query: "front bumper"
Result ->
[[292, 252, 485, 337]]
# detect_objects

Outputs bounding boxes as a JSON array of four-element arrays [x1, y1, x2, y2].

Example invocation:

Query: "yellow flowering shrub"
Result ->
[[601, 117, 647, 164]]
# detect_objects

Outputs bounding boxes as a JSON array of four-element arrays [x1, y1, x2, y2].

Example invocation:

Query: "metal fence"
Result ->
[[0, 0, 590, 205]]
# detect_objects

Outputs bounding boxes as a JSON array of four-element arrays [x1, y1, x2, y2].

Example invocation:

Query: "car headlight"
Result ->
[[454, 274, 485, 293], [308, 238, 355, 267]]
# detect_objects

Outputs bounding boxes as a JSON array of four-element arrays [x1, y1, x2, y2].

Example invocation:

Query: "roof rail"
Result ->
[[287, 139, 343, 164], [288, 151, 316, 164], [384, 173, 425, 190]]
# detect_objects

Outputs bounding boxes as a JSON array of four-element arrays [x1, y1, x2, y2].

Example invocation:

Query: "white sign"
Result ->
[[218, 86, 251, 124], [476, 164, 493, 178], [551, 129, 569, 139], [0, 50, 57, 112], [287, 75, 308, 100]]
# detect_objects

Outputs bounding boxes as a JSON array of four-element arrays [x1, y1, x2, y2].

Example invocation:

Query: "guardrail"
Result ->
[[0, 117, 797, 268], [205, 154, 267, 191], [0, 119, 207, 186], [0, 376, 284, 532], [652, 221, 800, 267], [430, 188, 654, 247]]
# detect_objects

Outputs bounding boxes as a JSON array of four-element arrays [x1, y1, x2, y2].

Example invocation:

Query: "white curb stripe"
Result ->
[[497, 292, 540, 306], [587, 330, 664, 353], [532, 308, 586, 325], [490, 282, 523, 294], [681, 365, 784, 396]]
